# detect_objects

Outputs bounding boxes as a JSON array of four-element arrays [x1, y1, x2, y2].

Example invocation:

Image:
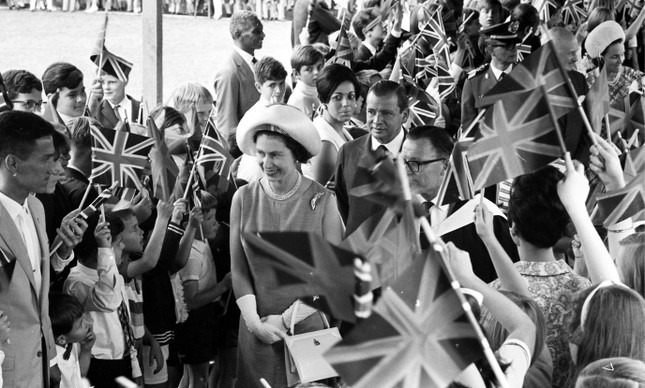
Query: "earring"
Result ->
[[12, 172, 17, 177]]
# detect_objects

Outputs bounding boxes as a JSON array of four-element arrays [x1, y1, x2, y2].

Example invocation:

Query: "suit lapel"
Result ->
[[0, 201, 38, 295], [233, 51, 257, 92], [28, 196, 48, 304], [99, 100, 120, 129]]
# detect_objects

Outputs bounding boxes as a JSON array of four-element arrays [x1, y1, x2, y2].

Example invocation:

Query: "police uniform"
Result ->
[[460, 21, 521, 129]]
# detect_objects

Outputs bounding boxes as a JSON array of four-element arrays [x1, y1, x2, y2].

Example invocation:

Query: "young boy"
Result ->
[[64, 218, 142, 388], [175, 191, 232, 388], [287, 45, 325, 119], [49, 293, 96, 388], [351, 8, 386, 61], [237, 57, 289, 183]]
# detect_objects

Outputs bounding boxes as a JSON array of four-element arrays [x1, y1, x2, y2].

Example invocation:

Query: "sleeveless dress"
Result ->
[[235, 177, 334, 388]]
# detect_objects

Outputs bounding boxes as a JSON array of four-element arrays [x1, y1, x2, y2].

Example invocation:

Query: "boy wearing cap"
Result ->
[[461, 21, 520, 129]]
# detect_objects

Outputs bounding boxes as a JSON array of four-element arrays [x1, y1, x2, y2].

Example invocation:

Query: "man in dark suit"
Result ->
[[335, 80, 409, 237], [352, 7, 386, 61], [401, 125, 519, 282], [91, 56, 141, 130], [0, 111, 86, 387], [461, 21, 521, 129], [214, 11, 264, 152]]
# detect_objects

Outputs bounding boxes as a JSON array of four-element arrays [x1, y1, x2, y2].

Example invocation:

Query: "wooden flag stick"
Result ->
[[540, 24, 598, 147], [459, 108, 487, 140], [540, 84, 568, 155], [77, 183, 93, 211], [183, 163, 198, 200], [626, 129, 639, 149], [617, 131, 628, 151], [604, 114, 611, 141]]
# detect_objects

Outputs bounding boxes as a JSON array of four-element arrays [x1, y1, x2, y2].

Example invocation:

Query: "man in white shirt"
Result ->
[[213, 11, 264, 155], [335, 80, 409, 236], [0, 111, 87, 388]]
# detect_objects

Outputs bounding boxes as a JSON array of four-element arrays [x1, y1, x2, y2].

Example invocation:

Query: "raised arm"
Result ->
[[124, 201, 173, 279]]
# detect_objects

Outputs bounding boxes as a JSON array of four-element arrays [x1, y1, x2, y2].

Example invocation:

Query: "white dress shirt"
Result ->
[[233, 45, 256, 72], [370, 128, 405, 156], [108, 96, 133, 123], [490, 64, 513, 82]]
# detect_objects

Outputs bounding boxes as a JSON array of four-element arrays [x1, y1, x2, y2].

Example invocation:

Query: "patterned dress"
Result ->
[[490, 260, 591, 388], [234, 177, 336, 388]]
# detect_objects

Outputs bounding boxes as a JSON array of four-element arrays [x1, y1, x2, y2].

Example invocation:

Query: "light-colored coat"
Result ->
[[0, 195, 55, 388]]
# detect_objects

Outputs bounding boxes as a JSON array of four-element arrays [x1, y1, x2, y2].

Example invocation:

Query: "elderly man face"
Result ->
[[553, 36, 580, 71]]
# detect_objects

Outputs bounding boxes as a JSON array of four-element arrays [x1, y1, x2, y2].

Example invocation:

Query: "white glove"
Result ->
[[236, 295, 286, 344]]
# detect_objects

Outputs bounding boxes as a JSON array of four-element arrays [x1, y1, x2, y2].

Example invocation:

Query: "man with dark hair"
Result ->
[[41, 62, 102, 127], [2, 70, 44, 114], [401, 125, 519, 282], [510, 3, 540, 51], [335, 79, 409, 236], [213, 11, 264, 146], [0, 111, 87, 387], [58, 117, 99, 210]]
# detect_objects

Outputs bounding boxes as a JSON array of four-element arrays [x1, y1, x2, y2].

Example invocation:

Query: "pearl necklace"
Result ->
[[265, 173, 302, 201]]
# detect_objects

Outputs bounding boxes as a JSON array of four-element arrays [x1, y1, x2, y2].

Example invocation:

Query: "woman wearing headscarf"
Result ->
[[230, 104, 343, 387]]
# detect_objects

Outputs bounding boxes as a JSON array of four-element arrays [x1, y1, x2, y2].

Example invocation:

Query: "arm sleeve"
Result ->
[[64, 248, 122, 312], [311, 2, 341, 34], [159, 222, 184, 273], [214, 70, 241, 139], [461, 78, 477, 130], [51, 251, 75, 273], [178, 252, 201, 283], [351, 33, 401, 72]]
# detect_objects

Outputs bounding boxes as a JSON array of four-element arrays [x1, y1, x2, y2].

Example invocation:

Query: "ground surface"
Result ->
[[0, 10, 294, 103]]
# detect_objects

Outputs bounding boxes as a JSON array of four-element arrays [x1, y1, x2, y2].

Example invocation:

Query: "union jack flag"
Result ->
[[596, 171, 645, 227], [617, 0, 644, 18], [418, 6, 451, 65], [562, 0, 587, 26], [89, 14, 132, 82], [78, 182, 119, 221], [400, 75, 438, 127], [609, 92, 645, 146], [478, 42, 577, 119], [148, 117, 179, 201], [328, 11, 353, 68], [196, 123, 233, 194], [414, 46, 437, 84], [243, 231, 359, 323], [437, 138, 474, 205], [325, 248, 485, 388], [624, 146, 645, 182], [516, 43, 532, 63], [91, 126, 154, 188], [586, 65, 610, 134], [0, 73, 13, 113], [467, 88, 563, 190], [532, 0, 561, 22]]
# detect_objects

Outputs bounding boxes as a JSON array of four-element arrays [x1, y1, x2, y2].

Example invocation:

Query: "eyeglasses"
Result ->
[[404, 157, 446, 173], [11, 100, 43, 110]]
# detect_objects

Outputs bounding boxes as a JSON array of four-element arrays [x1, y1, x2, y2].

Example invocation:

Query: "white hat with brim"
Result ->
[[585, 21, 625, 59], [236, 103, 322, 157]]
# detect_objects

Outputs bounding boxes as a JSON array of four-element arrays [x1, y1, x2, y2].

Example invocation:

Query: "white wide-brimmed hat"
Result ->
[[585, 21, 625, 59], [236, 103, 321, 157]]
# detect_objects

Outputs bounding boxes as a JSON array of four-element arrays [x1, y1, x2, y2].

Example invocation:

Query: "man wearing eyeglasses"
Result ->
[[402, 125, 519, 282], [2, 70, 44, 114], [461, 21, 521, 129]]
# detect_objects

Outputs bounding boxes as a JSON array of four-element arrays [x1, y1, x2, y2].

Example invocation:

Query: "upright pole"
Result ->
[[143, 0, 163, 106]]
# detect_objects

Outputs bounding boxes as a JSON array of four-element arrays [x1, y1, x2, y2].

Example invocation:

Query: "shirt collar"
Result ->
[[490, 64, 512, 80], [108, 96, 129, 109], [370, 128, 405, 155], [233, 46, 255, 70], [362, 42, 377, 55], [0, 190, 29, 220], [514, 259, 572, 277]]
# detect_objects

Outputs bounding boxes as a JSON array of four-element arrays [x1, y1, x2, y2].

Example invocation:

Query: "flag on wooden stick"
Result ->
[[148, 117, 179, 201], [325, 248, 485, 388], [196, 123, 233, 194], [596, 171, 645, 227], [89, 13, 133, 82]]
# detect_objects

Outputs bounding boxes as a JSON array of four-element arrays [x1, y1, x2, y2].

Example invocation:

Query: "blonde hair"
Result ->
[[168, 82, 213, 114], [617, 233, 645, 298]]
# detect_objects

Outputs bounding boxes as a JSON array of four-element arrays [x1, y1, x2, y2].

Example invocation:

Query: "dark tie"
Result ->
[[113, 104, 122, 121], [376, 145, 391, 159], [419, 201, 434, 250], [252, 57, 258, 65], [117, 301, 135, 352], [498, 72, 506, 82]]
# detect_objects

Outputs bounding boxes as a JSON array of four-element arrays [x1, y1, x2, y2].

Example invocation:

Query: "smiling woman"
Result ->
[[230, 103, 343, 388]]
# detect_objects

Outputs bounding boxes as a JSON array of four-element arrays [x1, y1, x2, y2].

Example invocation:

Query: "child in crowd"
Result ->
[[287, 45, 325, 119], [64, 218, 142, 388], [351, 7, 386, 61], [237, 57, 289, 184], [49, 293, 96, 388], [175, 191, 232, 388]]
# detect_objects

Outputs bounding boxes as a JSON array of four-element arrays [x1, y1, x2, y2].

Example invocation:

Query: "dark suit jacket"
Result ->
[[58, 166, 99, 210], [213, 50, 261, 141], [351, 33, 402, 73], [461, 65, 498, 129], [356, 43, 374, 62], [432, 200, 519, 283], [0, 195, 56, 387], [335, 134, 405, 236], [91, 95, 142, 129]]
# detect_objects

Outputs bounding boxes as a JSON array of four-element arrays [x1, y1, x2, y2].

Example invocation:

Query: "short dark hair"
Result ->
[[367, 80, 408, 112], [254, 57, 288, 85], [508, 166, 569, 248], [2, 70, 43, 100], [0, 111, 55, 160], [253, 130, 312, 163], [69, 117, 101, 151], [511, 3, 539, 33], [407, 125, 454, 157], [41, 62, 84, 96], [316, 64, 362, 104], [291, 45, 325, 73], [51, 128, 70, 158], [49, 292, 84, 337], [200, 190, 218, 212], [351, 7, 381, 41], [230, 11, 260, 40]]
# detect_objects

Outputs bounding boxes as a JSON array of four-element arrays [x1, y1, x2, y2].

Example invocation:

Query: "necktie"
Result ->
[[114, 104, 122, 122], [498, 72, 506, 82], [117, 301, 135, 352], [252, 57, 258, 65], [419, 201, 434, 250], [377, 145, 392, 159]]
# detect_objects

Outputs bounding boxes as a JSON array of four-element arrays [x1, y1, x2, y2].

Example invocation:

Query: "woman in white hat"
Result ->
[[230, 103, 343, 387], [584, 21, 643, 107]]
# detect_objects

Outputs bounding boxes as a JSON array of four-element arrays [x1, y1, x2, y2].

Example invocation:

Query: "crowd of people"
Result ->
[[0, 0, 644, 387]]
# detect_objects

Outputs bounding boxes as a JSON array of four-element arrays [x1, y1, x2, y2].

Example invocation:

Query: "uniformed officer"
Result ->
[[461, 21, 521, 129]]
